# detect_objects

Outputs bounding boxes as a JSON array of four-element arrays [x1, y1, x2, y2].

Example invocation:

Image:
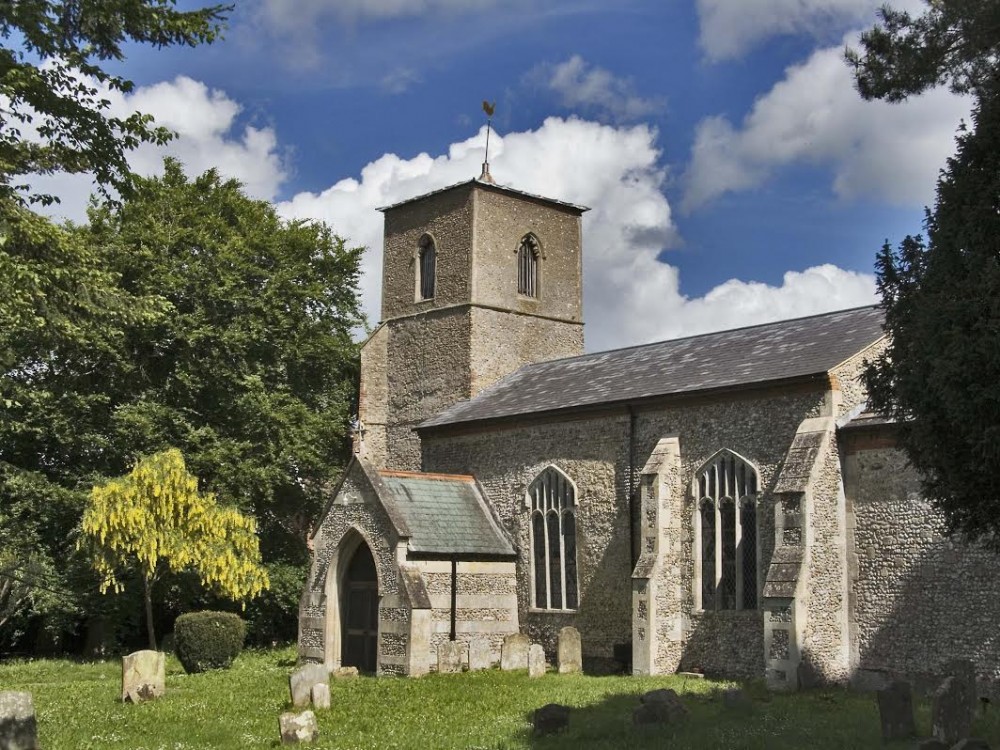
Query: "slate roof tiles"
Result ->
[[422, 305, 886, 429]]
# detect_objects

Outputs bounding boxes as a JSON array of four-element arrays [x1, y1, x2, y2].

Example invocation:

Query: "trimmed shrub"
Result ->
[[174, 611, 246, 673]]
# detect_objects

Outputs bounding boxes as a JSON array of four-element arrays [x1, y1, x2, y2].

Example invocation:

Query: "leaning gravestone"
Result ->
[[528, 644, 546, 678], [121, 650, 165, 703], [501, 633, 529, 671], [279, 710, 319, 744], [437, 641, 466, 674], [468, 639, 492, 671], [0, 692, 40, 750], [876, 680, 916, 741], [289, 663, 329, 709], [932, 675, 974, 745], [557, 627, 582, 674], [721, 687, 753, 712]]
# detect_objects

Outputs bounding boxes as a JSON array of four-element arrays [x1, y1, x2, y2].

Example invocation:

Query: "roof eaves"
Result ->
[[417, 370, 832, 433]]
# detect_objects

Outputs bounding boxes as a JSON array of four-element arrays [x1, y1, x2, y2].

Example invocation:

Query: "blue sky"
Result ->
[[39, 0, 969, 351]]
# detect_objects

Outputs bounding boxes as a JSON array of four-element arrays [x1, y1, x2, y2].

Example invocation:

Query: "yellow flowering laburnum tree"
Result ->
[[80, 449, 269, 649]]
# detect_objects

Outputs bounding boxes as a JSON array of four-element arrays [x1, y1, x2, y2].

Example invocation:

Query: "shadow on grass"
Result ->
[[513, 681, 917, 750]]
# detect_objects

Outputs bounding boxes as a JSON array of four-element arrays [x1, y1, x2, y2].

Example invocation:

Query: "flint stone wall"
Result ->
[[411, 559, 518, 673], [845, 441, 1000, 694], [423, 383, 835, 677]]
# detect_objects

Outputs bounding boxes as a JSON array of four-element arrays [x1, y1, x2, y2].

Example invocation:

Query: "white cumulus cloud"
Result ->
[[683, 38, 970, 211], [279, 117, 877, 351], [526, 55, 664, 123], [32, 76, 288, 221], [696, 0, 925, 60]]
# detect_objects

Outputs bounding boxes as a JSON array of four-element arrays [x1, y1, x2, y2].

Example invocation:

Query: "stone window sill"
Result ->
[[528, 608, 577, 615]]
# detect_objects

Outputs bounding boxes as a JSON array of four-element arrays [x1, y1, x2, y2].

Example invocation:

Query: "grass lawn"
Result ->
[[2, 647, 998, 749]]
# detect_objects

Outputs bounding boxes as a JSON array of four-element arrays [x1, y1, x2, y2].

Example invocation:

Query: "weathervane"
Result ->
[[480, 99, 496, 183]]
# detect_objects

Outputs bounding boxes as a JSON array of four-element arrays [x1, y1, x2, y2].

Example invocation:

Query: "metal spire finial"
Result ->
[[480, 100, 496, 184]]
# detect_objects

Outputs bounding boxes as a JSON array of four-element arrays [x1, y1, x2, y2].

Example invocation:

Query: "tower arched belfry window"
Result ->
[[694, 450, 759, 610], [417, 234, 436, 300], [517, 234, 539, 298], [527, 466, 578, 610]]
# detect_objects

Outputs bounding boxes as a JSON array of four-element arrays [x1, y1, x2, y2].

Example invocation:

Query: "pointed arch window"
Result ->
[[517, 234, 539, 298], [418, 234, 436, 300], [695, 450, 759, 611], [528, 467, 578, 610]]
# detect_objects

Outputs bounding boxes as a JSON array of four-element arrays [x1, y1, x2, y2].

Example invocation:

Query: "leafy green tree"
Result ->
[[851, 2, 1000, 546], [1, 162, 363, 648], [85, 161, 364, 561], [0, 0, 230, 205], [81, 449, 269, 649]]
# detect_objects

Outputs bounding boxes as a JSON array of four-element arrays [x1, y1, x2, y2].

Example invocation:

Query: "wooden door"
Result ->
[[341, 543, 379, 673]]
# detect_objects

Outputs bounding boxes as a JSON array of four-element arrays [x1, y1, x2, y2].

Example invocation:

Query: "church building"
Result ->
[[298, 172, 1000, 692]]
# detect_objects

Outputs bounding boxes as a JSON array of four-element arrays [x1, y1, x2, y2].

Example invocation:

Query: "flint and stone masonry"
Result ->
[[301, 173, 1000, 692]]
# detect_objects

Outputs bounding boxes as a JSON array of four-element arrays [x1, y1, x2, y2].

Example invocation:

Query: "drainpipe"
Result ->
[[450, 556, 458, 641], [627, 404, 638, 568]]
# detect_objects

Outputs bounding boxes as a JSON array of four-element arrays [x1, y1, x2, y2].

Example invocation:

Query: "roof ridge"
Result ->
[[379, 469, 475, 481]]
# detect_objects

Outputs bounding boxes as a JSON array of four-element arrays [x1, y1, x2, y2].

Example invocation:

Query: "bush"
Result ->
[[244, 562, 305, 647], [174, 611, 246, 673]]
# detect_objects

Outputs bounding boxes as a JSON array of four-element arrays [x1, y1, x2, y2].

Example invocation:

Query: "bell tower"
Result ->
[[357, 177, 587, 471]]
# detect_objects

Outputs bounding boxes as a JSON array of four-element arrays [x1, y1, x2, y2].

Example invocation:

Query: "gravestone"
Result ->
[[946, 659, 977, 724], [633, 688, 688, 725], [528, 644, 546, 678], [721, 687, 753, 712], [951, 740, 991, 750], [501, 633, 529, 671], [468, 639, 492, 671], [932, 676, 974, 745], [557, 627, 582, 674], [311, 683, 330, 710], [437, 641, 465, 674], [533, 704, 570, 736], [279, 710, 319, 744], [876, 680, 916, 741], [0, 692, 39, 750], [332, 666, 358, 679], [289, 663, 329, 709], [121, 650, 165, 703]]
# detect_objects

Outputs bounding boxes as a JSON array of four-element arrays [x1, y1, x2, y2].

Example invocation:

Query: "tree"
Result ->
[[850, 2, 1000, 546], [80, 448, 269, 649], [1, 162, 363, 648], [846, 0, 1000, 102], [0, 0, 230, 205]]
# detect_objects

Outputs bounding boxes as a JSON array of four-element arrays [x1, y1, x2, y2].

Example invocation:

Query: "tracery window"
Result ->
[[418, 234, 436, 300], [517, 234, 539, 298], [695, 450, 759, 610], [528, 466, 578, 610]]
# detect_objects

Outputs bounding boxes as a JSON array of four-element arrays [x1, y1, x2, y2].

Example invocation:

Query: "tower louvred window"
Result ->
[[418, 234, 436, 300], [695, 450, 759, 611], [527, 466, 578, 610], [517, 234, 539, 298]]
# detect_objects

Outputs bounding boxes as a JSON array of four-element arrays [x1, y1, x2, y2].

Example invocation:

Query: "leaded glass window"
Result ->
[[528, 466, 578, 610], [695, 450, 759, 610]]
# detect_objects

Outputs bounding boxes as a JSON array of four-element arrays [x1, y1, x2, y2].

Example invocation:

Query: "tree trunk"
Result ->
[[143, 575, 157, 650]]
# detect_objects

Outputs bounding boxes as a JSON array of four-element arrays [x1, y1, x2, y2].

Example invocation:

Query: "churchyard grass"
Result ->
[[2, 647, 999, 749]]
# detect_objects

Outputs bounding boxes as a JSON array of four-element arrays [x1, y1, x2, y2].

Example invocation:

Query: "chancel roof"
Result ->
[[377, 470, 515, 558], [421, 305, 886, 430]]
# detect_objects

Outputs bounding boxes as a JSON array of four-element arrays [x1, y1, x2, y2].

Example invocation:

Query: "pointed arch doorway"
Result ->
[[341, 541, 379, 673]]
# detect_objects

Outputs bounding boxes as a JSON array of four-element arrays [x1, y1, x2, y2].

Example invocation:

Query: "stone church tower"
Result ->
[[357, 174, 588, 470]]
